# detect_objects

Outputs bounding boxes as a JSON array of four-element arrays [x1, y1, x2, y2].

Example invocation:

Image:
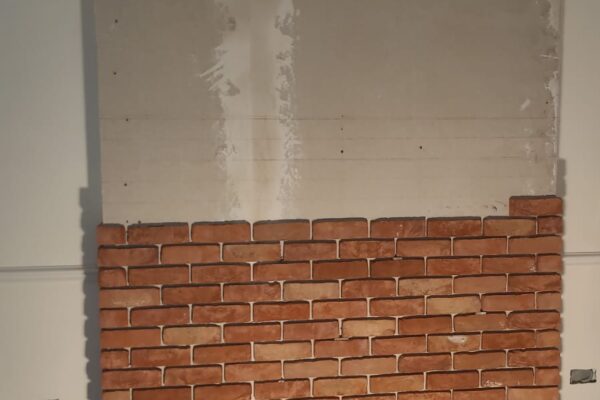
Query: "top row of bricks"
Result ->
[[97, 197, 562, 245]]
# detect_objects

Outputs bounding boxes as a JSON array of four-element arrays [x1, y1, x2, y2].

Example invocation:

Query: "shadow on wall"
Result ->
[[80, 0, 102, 399]]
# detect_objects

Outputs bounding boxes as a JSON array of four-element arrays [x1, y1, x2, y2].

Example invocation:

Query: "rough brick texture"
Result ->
[[98, 196, 562, 400]]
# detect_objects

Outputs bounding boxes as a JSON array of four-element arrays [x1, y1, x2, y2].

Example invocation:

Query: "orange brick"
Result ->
[[254, 379, 311, 400], [482, 368, 534, 387], [223, 323, 281, 343], [101, 350, 129, 369], [223, 282, 281, 302], [537, 216, 563, 234], [508, 348, 560, 367], [194, 343, 251, 364], [253, 261, 311, 281], [482, 331, 536, 350], [195, 383, 252, 400], [284, 359, 338, 378], [284, 320, 339, 340], [482, 255, 535, 274], [254, 341, 312, 361], [509, 196, 563, 217], [313, 376, 368, 396], [349, 394, 403, 400], [191, 221, 250, 242], [127, 223, 189, 244], [508, 235, 562, 254], [341, 356, 396, 375], [427, 218, 481, 237], [398, 277, 453, 296], [397, 392, 451, 400], [508, 273, 561, 292], [163, 325, 221, 345], [342, 279, 396, 298], [342, 318, 395, 337], [453, 388, 505, 400], [508, 311, 560, 330], [426, 257, 480, 276], [100, 288, 160, 308], [128, 266, 189, 285], [483, 217, 536, 236], [370, 218, 426, 238], [131, 346, 190, 367], [398, 316, 452, 335], [97, 224, 126, 245], [536, 292, 562, 310], [313, 299, 368, 319], [536, 254, 563, 272], [370, 297, 424, 317], [193, 303, 250, 323], [132, 387, 191, 400], [428, 333, 480, 352], [131, 306, 189, 326], [313, 259, 368, 279], [427, 371, 479, 390], [223, 242, 281, 262], [427, 296, 481, 315], [284, 241, 337, 260], [482, 293, 535, 311], [314, 338, 369, 357], [454, 275, 506, 294], [454, 237, 506, 256], [161, 244, 220, 264], [98, 268, 127, 287], [98, 246, 158, 267], [396, 239, 451, 257], [313, 218, 368, 239], [191, 263, 251, 283], [339, 239, 395, 258], [253, 219, 310, 241], [225, 361, 281, 382], [284, 281, 339, 300], [454, 313, 507, 332], [102, 369, 161, 389], [453, 351, 505, 370], [370, 258, 425, 278], [507, 387, 559, 400], [372, 335, 426, 355], [369, 373, 424, 393], [162, 285, 221, 305], [101, 328, 161, 348], [535, 330, 559, 348], [253, 301, 310, 321], [398, 353, 452, 373], [535, 367, 560, 385]]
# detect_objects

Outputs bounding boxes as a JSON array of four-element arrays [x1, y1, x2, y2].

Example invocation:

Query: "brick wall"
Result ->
[[97, 196, 563, 400]]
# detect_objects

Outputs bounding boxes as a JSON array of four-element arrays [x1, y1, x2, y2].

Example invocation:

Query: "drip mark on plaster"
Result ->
[[198, 1, 300, 220], [520, 98, 531, 112]]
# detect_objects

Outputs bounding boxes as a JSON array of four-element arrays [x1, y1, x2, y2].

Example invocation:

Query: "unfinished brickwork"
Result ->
[[97, 196, 563, 400]]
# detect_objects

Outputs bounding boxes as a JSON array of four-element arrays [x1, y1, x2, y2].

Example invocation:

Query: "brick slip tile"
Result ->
[[223, 282, 281, 302], [100, 309, 129, 329], [536, 292, 562, 310], [507, 386, 559, 400], [191, 221, 250, 243], [253, 261, 311, 281], [313, 259, 369, 279], [427, 333, 480, 352], [98, 268, 127, 287], [370, 297, 424, 317], [452, 388, 505, 400], [224, 361, 281, 382], [426, 370, 479, 390], [370, 217, 426, 238], [371, 335, 426, 355], [482, 331, 536, 350], [508, 235, 563, 254], [536, 254, 563, 272], [507, 311, 560, 330], [426, 257, 480, 276], [396, 239, 451, 257], [130, 306, 189, 326], [453, 351, 506, 370], [97, 224, 126, 245], [128, 265, 189, 285], [507, 273, 561, 292], [162, 284, 221, 305], [284, 320, 339, 340], [254, 379, 311, 400], [454, 313, 507, 332], [100, 288, 160, 308], [223, 323, 281, 343], [223, 242, 281, 262], [339, 239, 395, 259], [284, 241, 337, 261], [537, 216, 563, 234], [284, 358, 339, 378], [483, 217, 536, 237], [132, 387, 191, 400], [370, 258, 425, 278], [194, 343, 251, 364], [102, 391, 131, 400], [127, 223, 189, 244], [482, 293, 535, 312], [313, 218, 368, 239], [101, 328, 161, 348], [313, 376, 368, 396], [284, 281, 339, 300], [427, 218, 482, 237], [453, 237, 507, 256], [191, 263, 251, 284], [253, 301, 310, 321], [314, 338, 369, 357], [194, 383, 252, 400], [101, 350, 129, 369], [508, 348, 560, 367], [537, 329, 560, 348], [535, 367, 560, 385], [345, 395, 396, 400], [341, 356, 397, 375], [342, 318, 395, 337], [369, 373, 424, 393], [193, 303, 250, 323], [398, 353, 452, 373], [342, 279, 396, 298], [161, 244, 220, 264], [398, 277, 453, 296], [253, 219, 311, 241], [102, 369, 161, 389], [398, 316, 452, 335], [98, 246, 159, 267], [396, 392, 451, 400], [509, 195, 563, 217], [427, 295, 481, 315], [453, 275, 506, 294], [313, 299, 368, 319], [255, 341, 312, 361], [482, 255, 536, 274], [481, 368, 534, 387], [131, 346, 190, 367], [163, 325, 221, 345]]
